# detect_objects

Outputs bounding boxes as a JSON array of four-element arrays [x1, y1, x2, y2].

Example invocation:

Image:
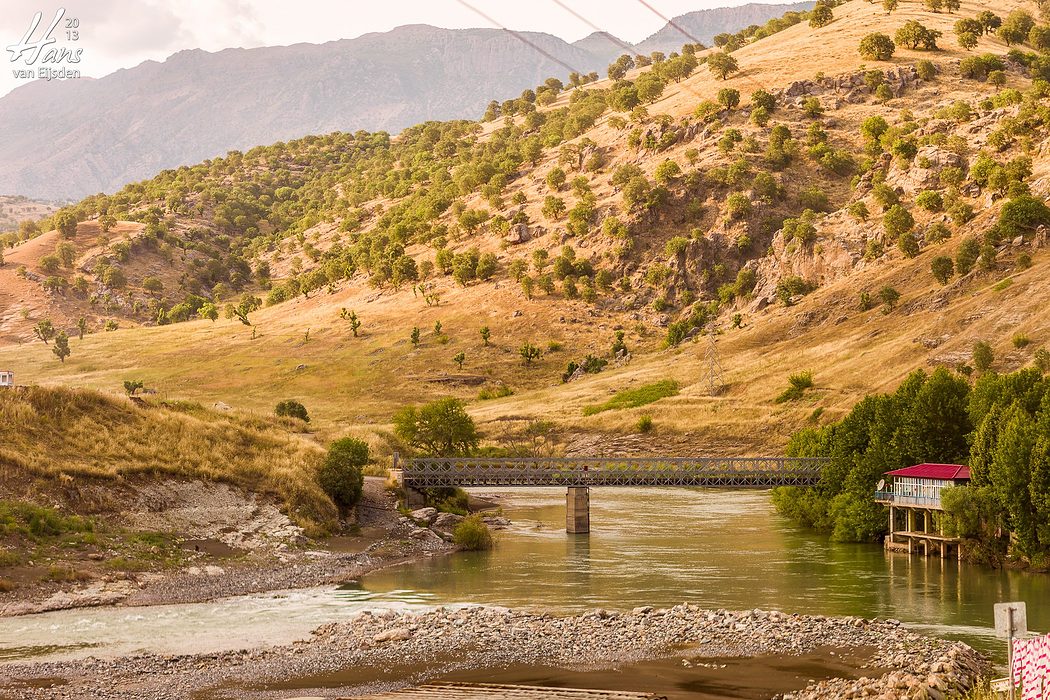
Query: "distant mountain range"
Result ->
[[0, 2, 811, 200]]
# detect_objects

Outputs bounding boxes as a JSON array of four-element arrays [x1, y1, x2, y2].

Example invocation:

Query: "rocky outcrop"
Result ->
[[885, 145, 964, 195]]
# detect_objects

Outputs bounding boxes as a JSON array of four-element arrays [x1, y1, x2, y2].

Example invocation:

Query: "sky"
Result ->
[[1, 0, 799, 98]]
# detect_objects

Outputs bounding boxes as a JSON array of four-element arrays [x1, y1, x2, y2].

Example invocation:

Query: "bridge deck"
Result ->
[[399, 456, 824, 488], [346, 682, 666, 699]]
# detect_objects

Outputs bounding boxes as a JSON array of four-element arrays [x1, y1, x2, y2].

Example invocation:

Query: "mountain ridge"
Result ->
[[0, 3, 811, 200]]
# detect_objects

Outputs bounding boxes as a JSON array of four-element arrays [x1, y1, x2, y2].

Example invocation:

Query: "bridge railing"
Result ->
[[398, 456, 827, 488]]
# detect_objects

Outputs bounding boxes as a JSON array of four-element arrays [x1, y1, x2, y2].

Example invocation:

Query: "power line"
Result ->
[[631, 0, 704, 46], [454, 0, 587, 78]]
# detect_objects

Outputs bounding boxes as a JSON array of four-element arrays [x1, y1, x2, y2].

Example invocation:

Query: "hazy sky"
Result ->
[[2, 0, 796, 97]]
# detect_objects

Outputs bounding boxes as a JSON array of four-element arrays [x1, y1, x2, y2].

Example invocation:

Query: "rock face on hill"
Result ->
[[0, 5, 809, 200], [633, 1, 814, 55]]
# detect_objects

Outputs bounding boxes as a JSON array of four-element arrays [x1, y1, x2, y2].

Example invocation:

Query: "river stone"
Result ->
[[409, 507, 438, 524], [373, 627, 411, 643], [432, 512, 464, 531]]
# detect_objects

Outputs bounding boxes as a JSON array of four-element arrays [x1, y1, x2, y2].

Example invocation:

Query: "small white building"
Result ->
[[0, 370, 13, 388]]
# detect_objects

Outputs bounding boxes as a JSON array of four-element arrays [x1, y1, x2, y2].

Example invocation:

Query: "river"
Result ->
[[1, 488, 1046, 664]]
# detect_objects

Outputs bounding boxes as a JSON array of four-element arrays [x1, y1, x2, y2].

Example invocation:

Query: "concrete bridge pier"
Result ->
[[566, 486, 590, 534]]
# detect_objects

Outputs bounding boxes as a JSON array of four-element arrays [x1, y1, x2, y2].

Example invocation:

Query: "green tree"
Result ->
[[931, 256, 954, 284], [859, 33, 895, 60], [411, 326, 421, 347], [882, 0, 898, 12], [717, 87, 740, 109], [707, 52, 739, 80], [54, 211, 78, 239], [393, 397, 480, 456], [199, 302, 219, 321], [895, 20, 941, 50], [955, 237, 980, 275], [123, 379, 144, 396], [972, 341, 994, 373], [546, 167, 566, 191], [879, 286, 901, 310], [883, 204, 914, 238], [519, 341, 542, 366], [809, 1, 833, 27], [275, 399, 310, 422], [997, 10, 1035, 46], [480, 326, 491, 346], [76, 317, 87, 339], [52, 332, 70, 363], [317, 437, 368, 509], [34, 319, 56, 344], [453, 352, 465, 370]]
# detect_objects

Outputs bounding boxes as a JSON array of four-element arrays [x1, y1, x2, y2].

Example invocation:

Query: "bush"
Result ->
[[1013, 333, 1031, 349], [317, 438, 368, 509], [883, 204, 915, 238], [972, 341, 994, 372], [931, 256, 954, 284], [275, 399, 309, 422], [776, 371, 814, 403], [637, 415, 654, 433], [915, 190, 943, 212], [453, 515, 493, 550], [955, 237, 980, 275], [859, 33, 895, 61]]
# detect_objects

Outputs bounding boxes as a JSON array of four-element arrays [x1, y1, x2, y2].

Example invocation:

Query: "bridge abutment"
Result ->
[[566, 486, 590, 534]]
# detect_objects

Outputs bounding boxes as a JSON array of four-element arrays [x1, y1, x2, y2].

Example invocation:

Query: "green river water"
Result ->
[[0, 488, 1045, 665]]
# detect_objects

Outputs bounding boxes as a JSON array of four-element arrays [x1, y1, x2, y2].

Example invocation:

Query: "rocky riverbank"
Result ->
[[0, 478, 475, 617], [0, 605, 989, 700]]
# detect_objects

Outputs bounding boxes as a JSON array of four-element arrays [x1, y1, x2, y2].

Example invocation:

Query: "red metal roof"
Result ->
[[885, 463, 970, 480]]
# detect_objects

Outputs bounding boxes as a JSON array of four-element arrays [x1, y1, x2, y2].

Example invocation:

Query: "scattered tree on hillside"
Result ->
[[931, 256, 955, 284], [955, 237, 980, 275], [717, 87, 740, 110], [410, 326, 420, 347], [895, 21, 941, 50], [317, 437, 367, 509], [879, 286, 901, 311], [859, 33, 896, 61], [453, 352, 465, 370], [707, 52, 739, 80], [33, 319, 56, 344], [809, 1, 833, 27], [997, 10, 1035, 46], [480, 326, 490, 346], [977, 11, 1001, 35], [882, 0, 899, 13], [972, 341, 994, 373], [519, 341, 542, 366], [275, 399, 310, 422], [394, 397, 479, 456], [52, 332, 70, 363], [76, 317, 87, 339], [226, 293, 261, 326], [54, 211, 78, 239], [199, 302, 219, 321]]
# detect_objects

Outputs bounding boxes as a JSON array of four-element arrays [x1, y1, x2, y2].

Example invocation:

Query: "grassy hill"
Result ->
[[2, 0, 1049, 458]]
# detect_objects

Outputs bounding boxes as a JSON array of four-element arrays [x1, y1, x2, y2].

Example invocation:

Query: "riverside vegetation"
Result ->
[[774, 365, 1050, 568]]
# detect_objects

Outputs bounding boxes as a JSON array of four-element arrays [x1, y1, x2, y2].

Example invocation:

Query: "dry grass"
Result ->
[[0, 386, 336, 529], [1, 0, 1048, 459]]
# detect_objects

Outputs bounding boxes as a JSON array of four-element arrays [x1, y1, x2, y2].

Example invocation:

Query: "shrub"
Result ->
[[955, 237, 980, 275], [879, 286, 901, 311], [859, 33, 895, 61], [453, 515, 493, 550], [972, 341, 994, 372], [637, 415, 654, 433], [275, 400, 309, 422], [897, 232, 920, 258], [931, 256, 954, 284], [883, 204, 915, 238], [776, 371, 814, 403], [317, 438, 368, 509], [916, 60, 936, 80], [1013, 333, 1031, 349], [915, 190, 943, 212], [1035, 348, 1050, 373]]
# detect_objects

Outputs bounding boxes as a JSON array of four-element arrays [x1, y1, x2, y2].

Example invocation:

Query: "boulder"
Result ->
[[432, 512, 465, 531], [409, 507, 438, 524], [373, 628, 411, 643], [505, 223, 531, 244]]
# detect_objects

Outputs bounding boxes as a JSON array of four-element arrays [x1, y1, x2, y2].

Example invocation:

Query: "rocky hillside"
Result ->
[[3, 0, 1050, 454], [0, 4, 805, 200]]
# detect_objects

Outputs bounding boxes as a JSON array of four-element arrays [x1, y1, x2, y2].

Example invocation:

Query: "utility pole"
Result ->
[[705, 330, 726, 396]]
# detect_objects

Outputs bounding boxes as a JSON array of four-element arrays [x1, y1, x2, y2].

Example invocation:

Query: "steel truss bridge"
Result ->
[[397, 456, 826, 489]]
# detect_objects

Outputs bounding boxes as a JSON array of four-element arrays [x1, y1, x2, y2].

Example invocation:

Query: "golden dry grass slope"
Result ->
[[1, 0, 1048, 456], [0, 386, 334, 528]]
